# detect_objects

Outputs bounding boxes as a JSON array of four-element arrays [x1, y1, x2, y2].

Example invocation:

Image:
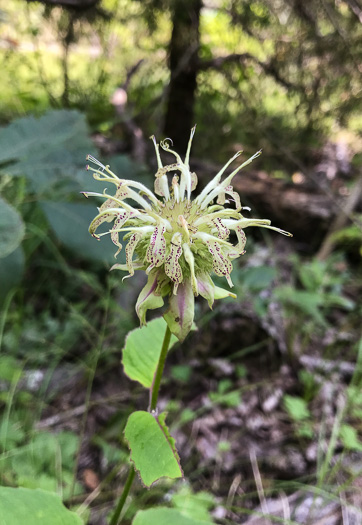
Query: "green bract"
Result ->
[[83, 128, 292, 341]]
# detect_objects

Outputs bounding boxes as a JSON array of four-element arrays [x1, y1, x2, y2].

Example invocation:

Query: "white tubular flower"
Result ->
[[83, 129, 292, 341]]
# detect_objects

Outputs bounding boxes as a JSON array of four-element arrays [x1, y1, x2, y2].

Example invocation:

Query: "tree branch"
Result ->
[[26, 0, 100, 10], [197, 52, 296, 91], [111, 60, 147, 163]]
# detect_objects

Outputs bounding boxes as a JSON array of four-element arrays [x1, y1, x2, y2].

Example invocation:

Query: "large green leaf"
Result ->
[[0, 197, 25, 259], [0, 246, 24, 305], [0, 110, 95, 193], [133, 508, 214, 525], [40, 201, 122, 264], [124, 411, 183, 487], [274, 285, 327, 326], [172, 486, 215, 522], [0, 487, 82, 525], [122, 317, 178, 388]]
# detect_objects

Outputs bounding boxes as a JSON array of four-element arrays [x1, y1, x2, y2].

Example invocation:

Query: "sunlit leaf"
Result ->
[[340, 424, 362, 452], [122, 317, 178, 388], [283, 395, 310, 421], [172, 485, 215, 522], [0, 487, 82, 525], [124, 410, 183, 487]]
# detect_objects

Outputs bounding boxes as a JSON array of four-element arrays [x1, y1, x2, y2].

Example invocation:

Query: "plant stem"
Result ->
[[110, 324, 172, 524], [149, 325, 172, 411], [109, 467, 136, 525]]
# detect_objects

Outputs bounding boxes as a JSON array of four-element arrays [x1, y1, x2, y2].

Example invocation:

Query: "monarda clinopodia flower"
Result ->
[[83, 127, 292, 341]]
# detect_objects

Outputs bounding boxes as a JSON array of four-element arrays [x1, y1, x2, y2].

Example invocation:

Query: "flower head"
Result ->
[[83, 128, 292, 341]]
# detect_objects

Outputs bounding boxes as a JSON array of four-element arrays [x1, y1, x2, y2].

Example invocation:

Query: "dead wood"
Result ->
[[193, 159, 351, 241]]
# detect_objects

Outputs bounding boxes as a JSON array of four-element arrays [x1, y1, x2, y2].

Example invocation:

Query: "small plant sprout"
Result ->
[[83, 127, 292, 342]]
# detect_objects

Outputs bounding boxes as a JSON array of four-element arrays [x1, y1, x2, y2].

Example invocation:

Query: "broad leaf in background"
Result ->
[[0, 197, 25, 259], [0, 110, 150, 265], [0, 246, 24, 305], [275, 286, 327, 326], [238, 266, 277, 291], [339, 424, 362, 452], [122, 318, 178, 388], [0, 487, 82, 525], [124, 411, 183, 487], [0, 110, 95, 193], [171, 485, 215, 522], [275, 285, 354, 327], [132, 508, 214, 525], [40, 201, 123, 264]]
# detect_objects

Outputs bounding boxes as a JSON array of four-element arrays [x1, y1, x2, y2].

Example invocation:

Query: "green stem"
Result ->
[[109, 467, 136, 525], [149, 325, 172, 411], [110, 324, 172, 524]]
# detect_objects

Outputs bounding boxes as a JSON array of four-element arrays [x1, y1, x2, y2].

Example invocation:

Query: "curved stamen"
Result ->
[[194, 209, 240, 227], [195, 150, 242, 206], [86, 155, 119, 180], [185, 125, 196, 169], [199, 150, 261, 210]]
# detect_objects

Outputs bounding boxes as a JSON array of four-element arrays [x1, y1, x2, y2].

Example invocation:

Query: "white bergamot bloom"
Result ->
[[83, 127, 292, 341]]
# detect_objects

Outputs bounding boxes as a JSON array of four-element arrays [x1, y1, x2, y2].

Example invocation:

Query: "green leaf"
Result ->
[[0, 246, 24, 305], [283, 395, 310, 421], [0, 197, 25, 259], [171, 365, 192, 382], [340, 424, 362, 452], [240, 266, 277, 291], [40, 201, 120, 263], [0, 487, 82, 525], [133, 508, 214, 525], [124, 411, 183, 487], [172, 485, 215, 522], [275, 286, 326, 326], [0, 356, 23, 382], [0, 417, 26, 450], [209, 390, 241, 408], [322, 293, 355, 310], [0, 110, 94, 193], [298, 261, 325, 290], [122, 317, 178, 388]]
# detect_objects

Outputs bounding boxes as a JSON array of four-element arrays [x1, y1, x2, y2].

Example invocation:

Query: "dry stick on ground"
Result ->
[[299, 355, 357, 377], [226, 473, 242, 514], [35, 393, 130, 430], [249, 448, 272, 525]]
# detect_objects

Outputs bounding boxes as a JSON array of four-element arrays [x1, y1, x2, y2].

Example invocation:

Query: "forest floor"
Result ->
[[35, 232, 362, 525]]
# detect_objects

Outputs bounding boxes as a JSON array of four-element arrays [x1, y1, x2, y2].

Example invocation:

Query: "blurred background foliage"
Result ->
[[0, 0, 361, 524]]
